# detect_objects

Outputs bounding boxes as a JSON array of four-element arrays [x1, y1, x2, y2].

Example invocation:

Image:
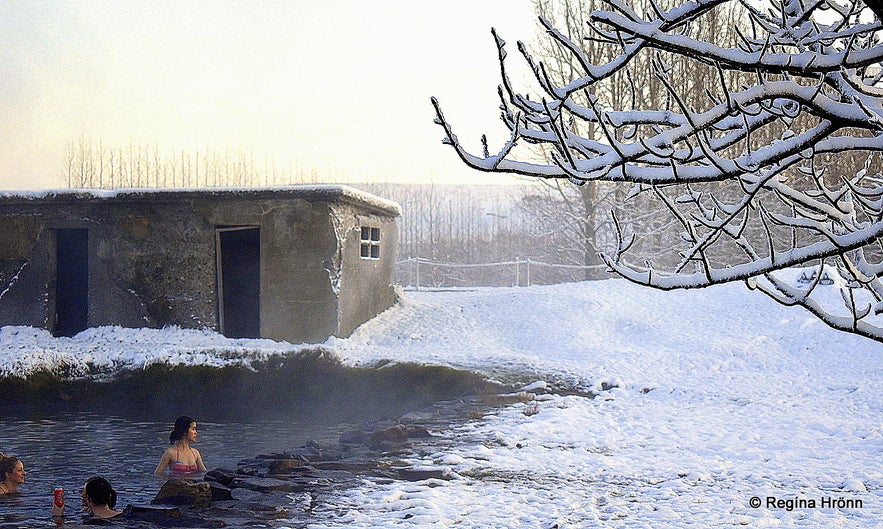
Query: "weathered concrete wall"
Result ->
[[0, 197, 224, 331], [334, 203, 399, 338], [0, 187, 399, 343], [0, 215, 51, 327], [224, 198, 340, 344], [93, 200, 219, 329]]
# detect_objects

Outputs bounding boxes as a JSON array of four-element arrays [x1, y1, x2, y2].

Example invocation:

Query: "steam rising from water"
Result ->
[[0, 347, 502, 424]]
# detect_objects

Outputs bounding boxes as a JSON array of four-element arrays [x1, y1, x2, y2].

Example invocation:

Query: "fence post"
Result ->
[[515, 257, 519, 287], [527, 258, 531, 287], [416, 257, 420, 291]]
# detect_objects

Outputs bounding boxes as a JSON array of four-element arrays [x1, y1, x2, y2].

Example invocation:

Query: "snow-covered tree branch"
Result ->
[[433, 0, 883, 342]]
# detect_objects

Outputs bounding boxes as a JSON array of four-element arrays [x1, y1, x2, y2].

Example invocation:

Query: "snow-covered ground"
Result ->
[[1, 278, 881, 527], [322, 279, 883, 528]]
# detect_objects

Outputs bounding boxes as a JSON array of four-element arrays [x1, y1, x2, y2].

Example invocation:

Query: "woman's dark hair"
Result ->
[[0, 453, 20, 481], [169, 415, 196, 444], [84, 476, 117, 509]]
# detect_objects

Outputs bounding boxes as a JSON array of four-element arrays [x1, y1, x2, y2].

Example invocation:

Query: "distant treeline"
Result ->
[[64, 136, 339, 189], [354, 183, 613, 287]]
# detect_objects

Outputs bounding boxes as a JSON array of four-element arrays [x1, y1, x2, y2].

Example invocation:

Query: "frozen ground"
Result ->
[[1, 277, 881, 527]]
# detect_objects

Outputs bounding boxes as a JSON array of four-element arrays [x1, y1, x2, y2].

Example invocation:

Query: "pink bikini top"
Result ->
[[169, 462, 198, 473], [169, 446, 198, 473]]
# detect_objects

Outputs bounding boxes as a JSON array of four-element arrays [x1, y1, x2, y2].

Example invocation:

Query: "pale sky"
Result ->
[[0, 0, 538, 190]]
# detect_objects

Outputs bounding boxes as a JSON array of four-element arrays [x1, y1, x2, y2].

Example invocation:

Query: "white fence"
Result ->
[[395, 257, 609, 289]]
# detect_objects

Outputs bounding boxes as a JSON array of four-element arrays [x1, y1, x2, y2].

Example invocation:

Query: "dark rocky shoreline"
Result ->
[[145, 390, 536, 528]]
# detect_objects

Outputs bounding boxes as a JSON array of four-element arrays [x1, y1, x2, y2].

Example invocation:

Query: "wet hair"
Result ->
[[169, 415, 196, 444], [0, 453, 21, 482], [84, 476, 117, 509]]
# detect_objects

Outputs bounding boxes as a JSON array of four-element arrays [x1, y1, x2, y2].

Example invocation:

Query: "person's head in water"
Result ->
[[169, 415, 198, 445], [0, 454, 25, 494], [82, 476, 118, 514]]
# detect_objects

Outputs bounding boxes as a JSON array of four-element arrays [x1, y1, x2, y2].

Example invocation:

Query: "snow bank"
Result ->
[[0, 325, 304, 378]]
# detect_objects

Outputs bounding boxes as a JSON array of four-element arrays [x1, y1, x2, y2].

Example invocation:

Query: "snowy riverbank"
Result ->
[[1, 277, 881, 527]]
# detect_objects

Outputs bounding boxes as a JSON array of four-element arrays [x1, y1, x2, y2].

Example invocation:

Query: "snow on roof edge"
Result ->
[[0, 185, 402, 216]]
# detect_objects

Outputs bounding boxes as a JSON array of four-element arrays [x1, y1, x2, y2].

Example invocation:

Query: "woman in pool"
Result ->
[[58, 476, 210, 525], [81, 476, 121, 519], [0, 453, 25, 494], [154, 416, 207, 475]]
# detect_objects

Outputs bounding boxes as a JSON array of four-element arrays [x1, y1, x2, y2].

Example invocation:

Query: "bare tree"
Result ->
[[433, 0, 883, 342], [519, 0, 747, 279]]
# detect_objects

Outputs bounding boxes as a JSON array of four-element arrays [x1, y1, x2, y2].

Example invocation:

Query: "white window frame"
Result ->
[[360, 226, 381, 259]]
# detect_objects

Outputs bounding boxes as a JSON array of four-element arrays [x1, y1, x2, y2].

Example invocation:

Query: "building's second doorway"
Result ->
[[54, 228, 89, 337], [216, 227, 261, 338]]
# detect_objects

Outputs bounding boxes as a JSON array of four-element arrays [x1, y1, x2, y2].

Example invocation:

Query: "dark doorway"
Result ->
[[54, 228, 89, 337], [217, 227, 261, 338]]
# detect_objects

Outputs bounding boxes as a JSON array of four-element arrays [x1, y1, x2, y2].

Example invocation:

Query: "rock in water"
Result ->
[[153, 478, 212, 508]]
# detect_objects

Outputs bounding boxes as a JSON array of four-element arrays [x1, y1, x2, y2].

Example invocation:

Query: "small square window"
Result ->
[[360, 226, 381, 259]]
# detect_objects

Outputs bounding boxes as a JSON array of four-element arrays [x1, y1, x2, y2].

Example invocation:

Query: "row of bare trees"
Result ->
[[358, 183, 605, 286], [363, 181, 696, 287], [64, 136, 336, 189]]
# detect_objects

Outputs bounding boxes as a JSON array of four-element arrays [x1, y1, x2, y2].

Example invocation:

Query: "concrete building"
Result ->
[[0, 186, 400, 343]]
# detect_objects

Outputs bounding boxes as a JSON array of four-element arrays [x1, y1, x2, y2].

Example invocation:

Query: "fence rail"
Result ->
[[395, 257, 609, 289]]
